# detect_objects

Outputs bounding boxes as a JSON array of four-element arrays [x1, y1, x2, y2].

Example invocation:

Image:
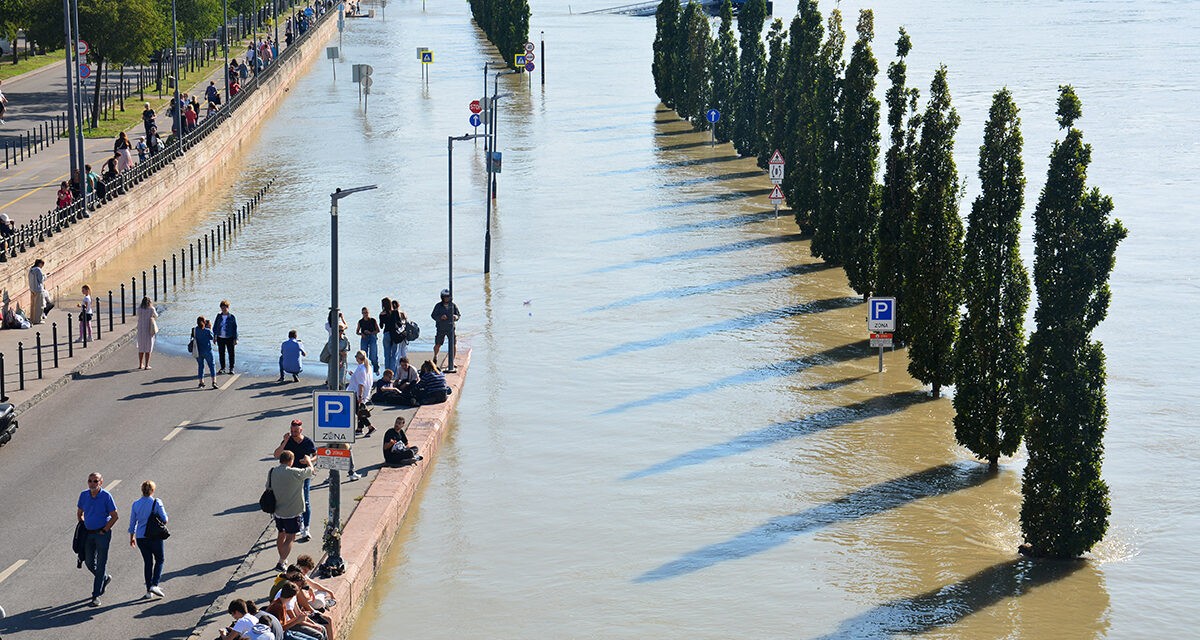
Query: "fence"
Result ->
[[0, 0, 334, 261], [0, 180, 275, 402]]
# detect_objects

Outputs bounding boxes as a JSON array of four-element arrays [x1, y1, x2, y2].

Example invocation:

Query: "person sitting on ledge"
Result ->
[[278, 329, 306, 382], [382, 416, 422, 467], [413, 360, 452, 406]]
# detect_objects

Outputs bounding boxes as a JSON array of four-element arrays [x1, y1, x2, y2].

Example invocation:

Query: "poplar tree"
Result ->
[[876, 28, 920, 341], [710, 0, 739, 142], [953, 89, 1030, 470], [1021, 86, 1127, 559], [652, 0, 681, 107], [733, 0, 767, 157], [675, 1, 711, 126], [780, 1, 823, 231], [904, 66, 963, 398], [756, 19, 786, 169], [808, 8, 844, 259]]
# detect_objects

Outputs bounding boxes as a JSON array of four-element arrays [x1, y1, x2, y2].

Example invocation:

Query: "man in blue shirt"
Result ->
[[76, 472, 119, 607], [278, 329, 306, 382]]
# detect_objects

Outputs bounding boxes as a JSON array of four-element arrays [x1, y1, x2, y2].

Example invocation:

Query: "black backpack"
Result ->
[[403, 320, 420, 342]]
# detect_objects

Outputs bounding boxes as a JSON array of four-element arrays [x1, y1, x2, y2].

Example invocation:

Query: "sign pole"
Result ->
[[879, 345, 884, 373], [540, 31, 545, 86]]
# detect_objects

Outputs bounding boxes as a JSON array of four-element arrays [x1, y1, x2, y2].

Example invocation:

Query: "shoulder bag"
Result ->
[[145, 498, 171, 540], [259, 468, 276, 513]]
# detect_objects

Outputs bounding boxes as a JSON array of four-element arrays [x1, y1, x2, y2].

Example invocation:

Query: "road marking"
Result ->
[[0, 171, 69, 211], [163, 420, 190, 441], [0, 559, 27, 584], [219, 373, 241, 391], [106, 479, 121, 492]]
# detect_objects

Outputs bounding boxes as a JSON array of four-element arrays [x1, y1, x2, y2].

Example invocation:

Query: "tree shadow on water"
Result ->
[[624, 391, 928, 479], [586, 263, 834, 313], [812, 558, 1094, 639], [589, 233, 805, 274], [597, 342, 866, 415], [634, 463, 993, 583]]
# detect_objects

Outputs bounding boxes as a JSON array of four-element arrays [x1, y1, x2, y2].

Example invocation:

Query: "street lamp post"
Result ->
[[322, 183, 376, 578], [448, 133, 484, 372], [172, 0, 182, 146], [222, 0, 229, 102], [61, 0, 77, 196]]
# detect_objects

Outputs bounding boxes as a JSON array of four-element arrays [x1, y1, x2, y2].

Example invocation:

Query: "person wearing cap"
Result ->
[[273, 420, 317, 543], [430, 289, 461, 367]]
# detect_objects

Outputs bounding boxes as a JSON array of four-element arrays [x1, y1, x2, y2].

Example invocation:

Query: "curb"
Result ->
[[12, 320, 136, 414]]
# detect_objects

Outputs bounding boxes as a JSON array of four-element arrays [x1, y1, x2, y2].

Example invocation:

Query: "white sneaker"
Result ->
[[149, 586, 164, 598], [347, 472, 362, 481], [142, 591, 154, 600]]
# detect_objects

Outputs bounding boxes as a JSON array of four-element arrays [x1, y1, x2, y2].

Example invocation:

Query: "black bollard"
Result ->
[[132, 277, 137, 308], [17, 342, 24, 390], [121, 283, 126, 323], [0, 353, 7, 402], [153, 265, 159, 299], [52, 322, 59, 368], [172, 254, 177, 286], [142, 271, 148, 298], [81, 311, 88, 348], [108, 291, 114, 332], [95, 299, 101, 340], [162, 259, 167, 293], [35, 332, 42, 379], [67, 313, 73, 357]]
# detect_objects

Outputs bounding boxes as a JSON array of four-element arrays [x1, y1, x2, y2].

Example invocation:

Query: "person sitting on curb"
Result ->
[[278, 329, 306, 382], [246, 600, 285, 640], [219, 599, 274, 640], [383, 416, 422, 467], [268, 570, 334, 640], [295, 555, 336, 610], [413, 360, 452, 405], [265, 582, 327, 640]]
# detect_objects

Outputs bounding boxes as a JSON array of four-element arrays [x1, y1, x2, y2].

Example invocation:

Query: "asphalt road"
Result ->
[[0, 340, 325, 640]]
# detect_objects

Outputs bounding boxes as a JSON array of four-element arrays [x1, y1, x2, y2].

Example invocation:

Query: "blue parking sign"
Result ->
[[867, 297, 896, 332], [313, 391, 357, 443]]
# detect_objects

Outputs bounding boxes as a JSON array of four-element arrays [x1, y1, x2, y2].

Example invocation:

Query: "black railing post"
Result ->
[[67, 313, 74, 357], [35, 332, 43, 379], [162, 259, 167, 294], [95, 299, 101, 340], [81, 310, 87, 348], [190, 243, 194, 271], [121, 283, 127, 323], [142, 270, 148, 299], [52, 323, 60, 368], [153, 264, 159, 299], [132, 277, 137, 308], [17, 342, 25, 390], [108, 291, 114, 332]]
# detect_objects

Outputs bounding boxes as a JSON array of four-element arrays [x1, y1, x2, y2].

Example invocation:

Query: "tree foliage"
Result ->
[[675, 1, 711, 128], [709, 0, 739, 142], [876, 28, 919, 340], [808, 8, 844, 257], [733, 0, 767, 158], [78, 0, 167, 127], [1021, 86, 1127, 559], [651, 0, 681, 108], [164, 0, 222, 43], [779, 0, 823, 231], [904, 65, 963, 398], [953, 88, 1030, 469], [468, 0, 531, 70], [756, 18, 786, 169]]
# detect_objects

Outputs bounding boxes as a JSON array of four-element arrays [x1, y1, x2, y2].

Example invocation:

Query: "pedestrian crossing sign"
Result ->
[[421, 51, 434, 64], [514, 54, 527, 67]]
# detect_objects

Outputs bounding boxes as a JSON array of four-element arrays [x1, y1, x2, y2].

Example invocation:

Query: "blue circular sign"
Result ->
[[78, 63, 92, 79], [469, 113, 482, 127], [706, 109, 720, 123]]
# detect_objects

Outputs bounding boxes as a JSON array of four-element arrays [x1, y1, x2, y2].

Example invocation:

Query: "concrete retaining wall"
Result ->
[[0, 13, 337, 308]]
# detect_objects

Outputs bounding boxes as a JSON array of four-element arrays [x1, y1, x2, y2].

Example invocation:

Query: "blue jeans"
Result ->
[[382, 333, 397, 374], [302, 477, 311, 528], [360, 335, 379, 372], [136, 537, 164, 589], [196, 350, 215, 381], [84, 530, 112, 597]]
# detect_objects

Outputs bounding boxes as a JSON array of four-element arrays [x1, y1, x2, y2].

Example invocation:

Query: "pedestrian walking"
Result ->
[[128, 480, 168, 600], [28, 259, 48, 325], [268, 450, 313, 571], [394, 302, 412, 362], [273, 420, 317, 543], [193, 316, 217, 388], [278, 329, 306, 382], [136, 297, 158, 369], [0, 79, 8, 124], [214, 300, 239, 374], [379, 297, 397, 374], [114, 131, 133, 171], [431, 289, 460, 367], [350, 350, 375, 439], [141, 102, 156, 138], [355, 307, 379, 373], [76, 284, 93, 343], [77, 472, 118, 607]]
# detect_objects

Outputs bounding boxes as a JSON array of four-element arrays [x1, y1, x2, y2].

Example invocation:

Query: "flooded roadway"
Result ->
[[68, 0, 1199, 637]]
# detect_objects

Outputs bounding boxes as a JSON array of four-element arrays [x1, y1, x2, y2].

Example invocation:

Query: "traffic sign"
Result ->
[[867, 297, 897, 332], [362, 76, 373, 88], [525, 62, 535, 73], [469, 113, 482, 127], [706, 109, 720, 123], [78, 63, 92, 79], [312, 390, 357, 443], [469, 100, 482, 114], [514, 54, 527, 66], [524, 42, 535, 53], [416, 47, 429, 60], [421, 50, 434, 63], [768, 184, 784, 205], [76, 40, 89, 56], [326, 46, 339, 60], [315, 446, 352, 472], [524, 52, 535, 62], [869, 333, 894, 348], [768, 149, 785, 184]]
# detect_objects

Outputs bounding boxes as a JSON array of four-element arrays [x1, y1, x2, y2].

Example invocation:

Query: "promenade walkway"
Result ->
[[0, 335, 462, 640]]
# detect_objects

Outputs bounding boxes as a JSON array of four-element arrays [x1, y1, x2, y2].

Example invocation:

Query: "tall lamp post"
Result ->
[[171, 0, 181, 145], [321, 183, 376, 579], [448, 133, 484, 373], [222, 0, 229, 101], [484, 68, 519, 275]]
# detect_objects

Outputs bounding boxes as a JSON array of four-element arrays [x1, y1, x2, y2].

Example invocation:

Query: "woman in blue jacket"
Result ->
[[193, 316, 217, 389], [128, 480, 168, 599]]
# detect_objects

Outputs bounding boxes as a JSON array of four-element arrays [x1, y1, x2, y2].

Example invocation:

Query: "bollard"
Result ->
[[68, 313, 74, 357], [17, 342, 24, 390], [81, 310, 88, 348], [108, 291, 114, 332], [162, 259, 167, 294], [132, 277, 137, 309], [121, 283, 127, 323], [142, 271, 148, 299], [190, 243, 194, 272], [153, 264, 159, 299], [172, 254, 177, 285], [35, 332, 43, 380], [95, 299, 102, 340], [52, 322, 59, 368], [0, 353, 6, 402]]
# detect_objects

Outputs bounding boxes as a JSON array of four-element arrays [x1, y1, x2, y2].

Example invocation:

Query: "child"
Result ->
[[136, 137, 148, 162], [77, 285, 93, 343]]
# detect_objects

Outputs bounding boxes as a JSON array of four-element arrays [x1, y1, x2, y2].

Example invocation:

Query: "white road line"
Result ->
[[0, 559, 27, 584], [219, 373, 241, 391], [105, 479, 121, 492], [163, 420, 190, 441]]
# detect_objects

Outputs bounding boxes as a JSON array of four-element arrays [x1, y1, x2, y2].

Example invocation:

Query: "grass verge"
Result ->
[[0, 51, 64, 81]]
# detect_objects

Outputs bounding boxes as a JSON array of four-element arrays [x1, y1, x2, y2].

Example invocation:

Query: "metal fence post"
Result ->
[[52, 323, 60, 368], [121, 283, 127, 323], [17, 342, 24, 390], [68, 313, 74, 357], [108, 291, 114, 332], [35, 332, 43, 379]]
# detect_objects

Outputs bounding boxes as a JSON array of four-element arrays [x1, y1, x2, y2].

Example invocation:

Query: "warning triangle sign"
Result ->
[[769, 149, 785, 165], [769, 185, 784, 200]]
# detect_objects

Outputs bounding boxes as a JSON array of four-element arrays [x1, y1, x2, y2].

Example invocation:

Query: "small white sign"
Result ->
[[769, 163, 784, 184], [768, 184, 784, 205], [315, 447, 352, 471]]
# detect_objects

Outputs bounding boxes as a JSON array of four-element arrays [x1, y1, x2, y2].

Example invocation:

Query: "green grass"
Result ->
[[0, 51, 64, 81]]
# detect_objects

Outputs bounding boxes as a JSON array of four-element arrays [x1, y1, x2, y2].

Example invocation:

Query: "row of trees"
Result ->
[[467, 0, 530, 70], [652, 1, 1125, 559]]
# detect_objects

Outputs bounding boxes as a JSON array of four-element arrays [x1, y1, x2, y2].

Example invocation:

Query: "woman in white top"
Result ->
[[128, 480, 168, 599], [349, 350, 375, 438], [77, 284, 93, 343]]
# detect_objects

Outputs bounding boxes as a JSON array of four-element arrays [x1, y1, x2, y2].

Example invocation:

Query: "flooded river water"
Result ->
[[75, 0, 1198, 636]]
